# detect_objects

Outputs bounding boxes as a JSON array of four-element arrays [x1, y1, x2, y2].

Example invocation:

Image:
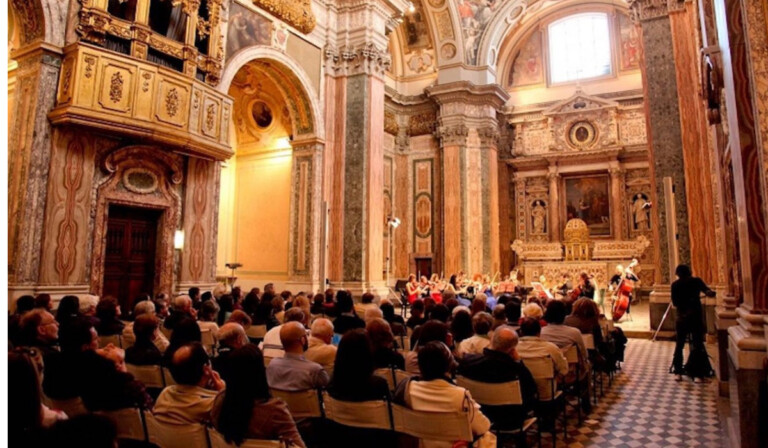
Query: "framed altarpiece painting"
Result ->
[[563, 174, 612, 237]]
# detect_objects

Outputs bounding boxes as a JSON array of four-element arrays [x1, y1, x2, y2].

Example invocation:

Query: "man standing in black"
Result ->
[[670, 264, 716, 381]]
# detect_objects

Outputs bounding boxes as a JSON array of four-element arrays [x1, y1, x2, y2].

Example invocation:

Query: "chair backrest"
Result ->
[[201, 329, 215, 346], [374, 368, 396, 391], [246, 325, 268, 340], [126, 364, 166, 389], [162, 367, 177, 387], [522, 355, 557, 401], [207, 426, 284, 448], [49, 397, 88, 417], [397, 335, 411, 354], [391, 403, 473, 443], [94, 408, 147, 442], [322, 391, 392, 430], [144, 412, 209, 448], [455, 377, 523, 406], [270, 388, 323, 419], [564, 345, 579, 364], [99, 334, 122, 348], [582, 333, 595, 350], [160, 326, 173, 340]]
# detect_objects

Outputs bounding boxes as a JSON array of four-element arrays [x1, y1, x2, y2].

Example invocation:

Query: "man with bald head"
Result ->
[[153, 342, 225, 425], [266, 321, 329, 391], [212, 323, 250, 382], [305, 318, 336, 373], [163, 294, 197, 331], [459, 325, 537, 427], [259, 307, 306, 359]]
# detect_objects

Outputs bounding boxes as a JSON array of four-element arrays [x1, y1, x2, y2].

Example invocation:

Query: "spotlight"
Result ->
[[408, 2, 415, 13]]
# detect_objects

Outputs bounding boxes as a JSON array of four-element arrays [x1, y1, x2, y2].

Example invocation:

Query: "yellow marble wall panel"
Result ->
[[154, 78, 189, 128], [97, 61, 135, 114], [235, 154, 292, 275], [76, 51, 100, 107], [134, 69, 157, 120]]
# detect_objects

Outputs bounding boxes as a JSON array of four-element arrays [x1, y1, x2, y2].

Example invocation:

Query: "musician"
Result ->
[[406, 274, 422, 305], [557, 273, 572, 298], [610, 264, 638, 311], [576, 272, 595, 300]]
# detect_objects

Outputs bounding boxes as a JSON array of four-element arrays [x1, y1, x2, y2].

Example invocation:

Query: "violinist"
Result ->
[[406, 274, 422, 304], [557, 272, 573, 298], [575, 272, 595, 300]]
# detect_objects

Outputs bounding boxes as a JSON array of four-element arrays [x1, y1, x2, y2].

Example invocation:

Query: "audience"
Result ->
[[305, 318, 337, 373], [164, 295, 197, 330], [266, 322, 330, 391], [122, 300, 170, 351], [332, 290, 366, 335], [78, 340, 153, 411], [260, 307, 306, 359], [273, 295, 287, 323], [395, 341, 492, 447], [363, 306, 384, 324], [212, 323, 250, 382], [162, 317, 202, 364], [354, 292, 378, 318], [212, 344, 306, 447], [217, 294, 235, 326], [517, 317, 568, 398], [322, 288, 338, 317], [405, 320, 453, 374], [456, 312, 493, 358], [449, 308, 474, 344], [198, 299, 221, 342], [153, 342, 225, 424], [406, 299, 427, 330], [310, 293, 326, 316], [9, 295, 35, 346], [125, 314, 163, 366], [541, 300, 587, 368], [43, 414, 117, 448], [380, 301, 406, 335], [227, 309, 253, 330], [459, 325, 537, 428], [491, 304, 508, 330], [78, 295, 100, 326], [94, 296, 124, 336], [367, 318, 405, 370]]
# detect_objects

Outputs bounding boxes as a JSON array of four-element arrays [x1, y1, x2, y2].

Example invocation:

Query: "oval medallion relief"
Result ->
[[123, 168, 159, 194]]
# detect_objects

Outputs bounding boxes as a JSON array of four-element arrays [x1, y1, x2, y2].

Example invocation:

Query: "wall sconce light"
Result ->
[[387, 216, 401, 228], [174, 230, 185, 250]]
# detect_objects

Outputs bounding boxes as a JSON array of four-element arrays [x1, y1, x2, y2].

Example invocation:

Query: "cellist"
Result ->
[[609, 262, 639, 313]]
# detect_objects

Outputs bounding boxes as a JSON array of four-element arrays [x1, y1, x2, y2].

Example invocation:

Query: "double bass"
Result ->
[[612, 259, 639, 321]]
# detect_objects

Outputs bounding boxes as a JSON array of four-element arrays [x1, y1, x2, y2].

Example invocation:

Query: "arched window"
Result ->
[[548, 13, 612, 83]]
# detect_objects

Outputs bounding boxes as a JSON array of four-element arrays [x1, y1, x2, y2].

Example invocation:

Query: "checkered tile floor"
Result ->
[[534, 339, 724, 448]]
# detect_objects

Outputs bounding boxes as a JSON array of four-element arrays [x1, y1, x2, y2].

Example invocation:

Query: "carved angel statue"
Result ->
[[531, 200, 547, 234]]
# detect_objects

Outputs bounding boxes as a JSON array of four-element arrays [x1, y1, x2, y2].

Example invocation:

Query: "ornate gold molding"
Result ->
[[251, 0, 316, 34], [628, 0, 688, 23]]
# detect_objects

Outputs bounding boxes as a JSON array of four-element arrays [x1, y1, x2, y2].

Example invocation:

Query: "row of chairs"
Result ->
[[99, 328, 218, 354]]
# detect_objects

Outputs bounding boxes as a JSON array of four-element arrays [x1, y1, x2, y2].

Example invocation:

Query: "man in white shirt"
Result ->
[[259, 307, 306, 359], [122, 300, 170, 352], [517, 317, 569, 377], [305, 318, 336, 373], [266, 322, 330, 391], [540, 300, 588, 373], [456, 312, 493, 358]]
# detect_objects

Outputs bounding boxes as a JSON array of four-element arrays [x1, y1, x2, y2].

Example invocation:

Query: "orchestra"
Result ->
[[400, 260, 640, 322]]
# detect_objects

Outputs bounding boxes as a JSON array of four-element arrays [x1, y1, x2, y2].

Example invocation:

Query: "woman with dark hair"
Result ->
[[95, 296, 125, 336], [503, 296, 522, 325], [217, 294, 235, 326], [253, 297, 279, 329], [367, 318, 405, 370], [380, 301, 406, 336], [242, 291, 261, 317], [406, 299, 427, 330], [671, 264, 716, 381], [9, 350, 67, 446], [450, 309, 474, 344], [310, 293, 326, 316], [212, 344, 305, 447], [162, 317, 202, 364], [328, 329, 393, 447], [56, 295, 80, 327]]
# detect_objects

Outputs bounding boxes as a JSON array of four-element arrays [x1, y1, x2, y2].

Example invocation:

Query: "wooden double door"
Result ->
[[103, 205, 161, 313]]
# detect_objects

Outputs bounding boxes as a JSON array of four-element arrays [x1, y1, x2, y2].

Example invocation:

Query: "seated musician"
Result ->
[[406, 274, 422, 305], [576, 272, 595, 300], [419, 276, 430, 297], [557, 273, 573, 298]]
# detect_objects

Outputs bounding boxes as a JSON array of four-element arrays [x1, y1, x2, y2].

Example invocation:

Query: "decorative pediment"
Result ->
[[543, 89, 620, 116]]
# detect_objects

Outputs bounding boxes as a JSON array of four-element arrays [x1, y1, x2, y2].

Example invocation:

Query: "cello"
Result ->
[[612, 259, 639, 321]]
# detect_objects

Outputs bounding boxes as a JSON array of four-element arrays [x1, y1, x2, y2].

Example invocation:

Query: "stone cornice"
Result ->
[[435, 123, 470, 147], [628, 0, 689, 23], [426, 81, 510, 111], [324, 42, 391, 78]]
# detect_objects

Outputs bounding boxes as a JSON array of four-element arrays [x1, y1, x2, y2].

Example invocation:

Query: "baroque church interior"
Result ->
[[5, 0, 768, 447]]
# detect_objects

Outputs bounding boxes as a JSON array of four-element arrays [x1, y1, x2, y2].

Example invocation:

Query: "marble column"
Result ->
[[323, 0, 407, 298], [609, 164, 625, 239], [427, 82, 509, 276], [8, 44, 62, 301], [547, 168, 561, 242]]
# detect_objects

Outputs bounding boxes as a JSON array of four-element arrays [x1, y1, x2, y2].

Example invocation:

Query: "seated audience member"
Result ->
[[565, 298, 604, 348], [427, 304, 451, 323], [456, 312, 493, 358], [260, 307, 306, 359], [9, 350, 67, 447], [41, 317, 93, 400], [470, 296, 488, 316], [188, 287, 202, 312], [332, 290, 366, 335], [95, 296, 124, 336], [292, 295, 312, 327], [541, 300, 587, 368], [9, 295, 35, 347], [125, 314, 163, 366], [322, 288, 338, 317], [198, 299, 220, 339], [380, 301, 406, 335], [406, 299, 427, 330], [123, 300, 170, 352], [164, 294, 197, 330], [305, 318, 337, 372], [363, 306, 384, 324], [521, 302, 546, 327], [34, 294, 54, 312], [273, 295, 286, 324], [328, 329, 393, 448], [266, 322, 330, 391], [253, 296, 280, 330], [153, 297, 170, 320], [217, 294, 235, 326], [162, 317, 202, 364], [503, 296, 522, 326], [395, 341, 492, 447], [459, 325, 537, 427], [242, 291, 261, 317], [227, 309, 253, 330], [517, 318, 568, 395], [310, 293, 326, 316], [367, 318, 405, 370], [444, 297, 460, 314], [153, 342, 225, 424], [212, 345, 306, 447], [354, 292, 379, 318], [282, 290, 295, 312], [212, 323, 249, 383], [79, 341, 153, 411], [405, 320, 453, 374], [450, 308, 474, 344], [44, 414, 117, 448], [491, 305, 508, 331], [78, 294, 100, 326], [19, 309, 63, 395]]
